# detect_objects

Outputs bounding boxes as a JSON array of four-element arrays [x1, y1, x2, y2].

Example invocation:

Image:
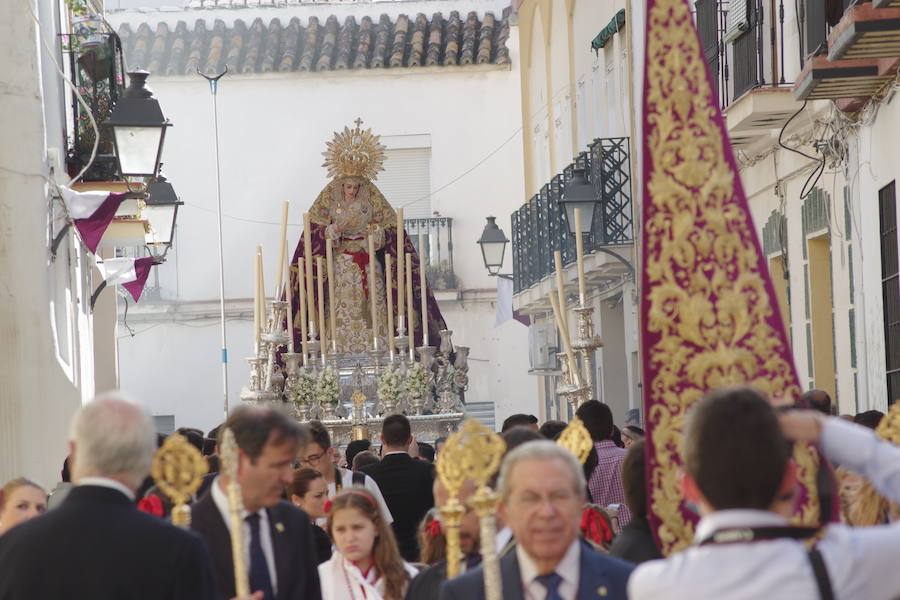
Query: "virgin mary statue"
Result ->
[[288, 120, 447, 355]]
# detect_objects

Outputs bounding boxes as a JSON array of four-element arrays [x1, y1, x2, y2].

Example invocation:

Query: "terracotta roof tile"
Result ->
[[119, 11, 510, 75]]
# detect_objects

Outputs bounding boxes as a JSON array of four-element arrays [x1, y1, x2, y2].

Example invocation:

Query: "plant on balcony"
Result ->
[[67, 0, 104, 51], [424, 261, 458, 291]]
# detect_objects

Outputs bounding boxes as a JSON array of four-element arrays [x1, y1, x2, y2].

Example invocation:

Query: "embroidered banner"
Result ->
[[640, 0, 822, 555]]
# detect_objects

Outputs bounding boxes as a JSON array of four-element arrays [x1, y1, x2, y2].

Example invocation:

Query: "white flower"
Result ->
[[292, 370, 317, 405], [403, 362, 430, 401], [377, 366, 404, 404], [316, 367, 340, 405]]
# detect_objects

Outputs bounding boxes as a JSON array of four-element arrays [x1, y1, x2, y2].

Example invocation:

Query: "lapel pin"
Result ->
[[275, 522, 285, 533], [597, 585, 608, 597]]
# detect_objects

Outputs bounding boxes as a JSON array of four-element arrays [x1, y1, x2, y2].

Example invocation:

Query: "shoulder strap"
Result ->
[[807, 548, 835, 600], [352, 470, 366, 486]]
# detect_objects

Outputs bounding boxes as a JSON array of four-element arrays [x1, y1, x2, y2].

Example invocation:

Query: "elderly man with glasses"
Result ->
[[439, 441, 634, 600], [300, 421, 392, 525]]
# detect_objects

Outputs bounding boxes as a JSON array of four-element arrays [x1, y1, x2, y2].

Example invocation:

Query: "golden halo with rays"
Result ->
[[321, 118, 386, 181]]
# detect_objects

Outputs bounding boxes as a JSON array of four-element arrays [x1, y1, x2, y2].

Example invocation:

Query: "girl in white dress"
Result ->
[[318, 489, 418, 600]]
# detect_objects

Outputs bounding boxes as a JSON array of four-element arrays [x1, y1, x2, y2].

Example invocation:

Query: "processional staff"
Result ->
[[437, 420, 506, 600], [220, 428, 250, 597], [150, 433, 208, 529]]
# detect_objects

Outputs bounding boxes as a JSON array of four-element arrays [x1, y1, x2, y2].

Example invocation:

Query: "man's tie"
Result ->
[[246, 513, 275, 600], [535, 572, 564, 600]]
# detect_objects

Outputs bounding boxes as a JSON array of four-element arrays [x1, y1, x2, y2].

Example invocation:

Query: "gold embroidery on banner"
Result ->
[[643, 0, 817, 554]]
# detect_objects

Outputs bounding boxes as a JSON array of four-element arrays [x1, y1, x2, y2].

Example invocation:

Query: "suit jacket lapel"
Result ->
[[268, 505, 292, 600], [500, 549, 526, 600], [575, 541, 609, 600], [196, 494, 237, 597]]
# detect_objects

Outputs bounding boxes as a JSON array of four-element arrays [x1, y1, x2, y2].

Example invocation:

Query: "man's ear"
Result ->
[[68, 441, 76, 475]]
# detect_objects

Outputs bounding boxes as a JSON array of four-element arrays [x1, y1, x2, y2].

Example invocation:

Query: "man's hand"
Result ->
[[229, 592, 264, 600], [779, 410, 825, 444]]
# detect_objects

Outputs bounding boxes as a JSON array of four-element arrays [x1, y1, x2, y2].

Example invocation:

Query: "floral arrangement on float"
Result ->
[[293, 369, 317, 406], [315, 366, 340, 407], [377, 365, 405, 413], [404, 362, 430, 413]]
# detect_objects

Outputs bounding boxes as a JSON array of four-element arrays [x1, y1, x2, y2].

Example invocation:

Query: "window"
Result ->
[[377, 147, 432, 219], [880, 181, 900, 404]]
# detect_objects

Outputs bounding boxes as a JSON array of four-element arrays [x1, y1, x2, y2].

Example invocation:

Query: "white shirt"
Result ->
[[76, 477, 136, 501], [318, 552, 418, 600], [630, 417, 900, 600], [324, 467, 394, 524], [211, 477, 278, 594], [496, 526, 514, 554], [517, 538, 580, 600]]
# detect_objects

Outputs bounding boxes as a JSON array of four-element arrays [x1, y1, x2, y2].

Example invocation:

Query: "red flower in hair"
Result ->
[[324, 499, 333, 514], [580, 506, 612, 545], [425, 518, 441, 538], [138, 494, 164, 518]]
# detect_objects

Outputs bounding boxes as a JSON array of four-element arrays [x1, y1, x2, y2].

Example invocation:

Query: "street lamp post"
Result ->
[[143, 174, 182, 259], [104, 70, 171, 182], [476, 216, 513, 280]]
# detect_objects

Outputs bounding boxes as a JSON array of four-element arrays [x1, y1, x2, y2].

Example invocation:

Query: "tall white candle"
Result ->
[[298, 257, 308, 364], [317, 257, 326, 361], [285, 248, 294, 352], [396, 208, 405, 322], [275, 201, 289, 296], [326, 238, 336, 353], [418, 232, 428, 346], [406, 255, 414, 360], [368, 234, 378, 349], [386, 253, 395, 357]]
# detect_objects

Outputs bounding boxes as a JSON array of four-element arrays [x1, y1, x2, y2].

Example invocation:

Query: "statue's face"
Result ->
[[342, 182, 360, 201]]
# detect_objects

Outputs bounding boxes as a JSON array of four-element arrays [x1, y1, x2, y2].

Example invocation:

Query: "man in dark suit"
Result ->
[[360, 414, 435, 561], [0, 392, 216, 600], [192, 406, 321, 600], [439, 441, 634, 600]]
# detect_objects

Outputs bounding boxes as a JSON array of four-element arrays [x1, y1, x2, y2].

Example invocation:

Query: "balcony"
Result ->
[[404, 216, 457, 292], [695, 0, 800, 150], [794, 0, 900, 108], [828, 3, 900, 60], [510, 138, 633, 306], [64, 33, 126, 181]]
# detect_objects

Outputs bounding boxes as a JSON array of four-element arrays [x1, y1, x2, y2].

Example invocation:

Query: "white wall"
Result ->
[[110, 4, 532, 429], [0, 0, 102, 489], [854, 97, 900, 411]]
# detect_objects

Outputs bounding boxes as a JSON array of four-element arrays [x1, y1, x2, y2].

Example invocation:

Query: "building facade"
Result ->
[[510, 0, 641, 424], [0, 0, 121, 487], [704, 0, 900, 413]]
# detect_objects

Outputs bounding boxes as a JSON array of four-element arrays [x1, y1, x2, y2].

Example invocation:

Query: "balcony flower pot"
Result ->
[[71, 13, 103, 49]]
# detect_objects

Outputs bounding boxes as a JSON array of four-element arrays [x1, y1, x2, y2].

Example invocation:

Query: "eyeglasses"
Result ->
[[511, 489, 578, 510], [299, 451, 326, 466]]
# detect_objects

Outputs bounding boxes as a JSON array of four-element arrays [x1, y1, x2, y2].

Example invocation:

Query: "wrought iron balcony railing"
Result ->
[[511, 137, 633, 294], [405, 216, 457, 291]]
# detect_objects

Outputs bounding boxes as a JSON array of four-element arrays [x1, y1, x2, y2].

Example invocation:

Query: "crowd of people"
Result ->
[[0, 388, 897, 600]]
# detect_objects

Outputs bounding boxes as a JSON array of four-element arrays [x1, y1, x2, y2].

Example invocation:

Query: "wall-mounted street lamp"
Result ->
[[143, 174, 182, 260], [558, 168, 597, 236], [104, 70, 171, 182], [477, 216, 513, 280]]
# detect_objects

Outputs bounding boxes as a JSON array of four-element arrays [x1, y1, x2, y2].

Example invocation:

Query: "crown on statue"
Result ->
[[321, 118, 386, 181]]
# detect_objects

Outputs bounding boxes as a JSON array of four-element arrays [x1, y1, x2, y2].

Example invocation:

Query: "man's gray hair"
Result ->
[[497, 440, 587, 500], [69, 391, 157, 490]]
